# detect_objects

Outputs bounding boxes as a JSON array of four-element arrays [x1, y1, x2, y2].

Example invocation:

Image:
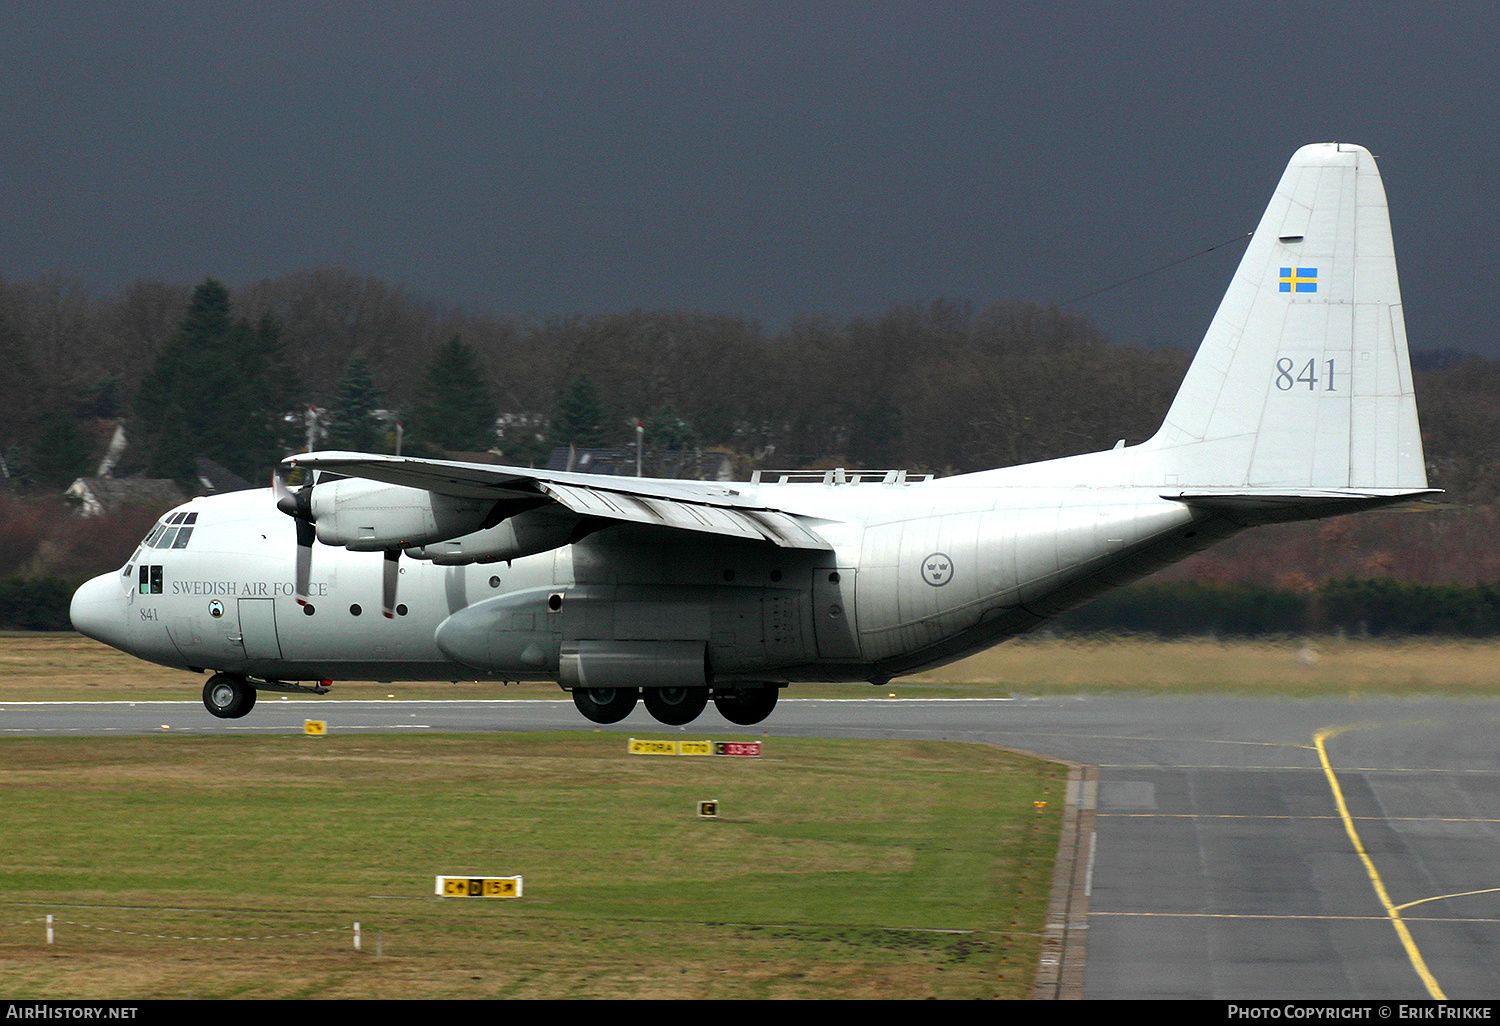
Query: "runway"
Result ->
[[5, 692, 1499, 999]]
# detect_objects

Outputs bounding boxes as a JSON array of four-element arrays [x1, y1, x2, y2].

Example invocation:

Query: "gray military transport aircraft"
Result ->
[[71, 143, 1435, 727]]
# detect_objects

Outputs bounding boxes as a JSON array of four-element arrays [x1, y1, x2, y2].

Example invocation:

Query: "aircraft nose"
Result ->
[[70, 573, 129, 648]]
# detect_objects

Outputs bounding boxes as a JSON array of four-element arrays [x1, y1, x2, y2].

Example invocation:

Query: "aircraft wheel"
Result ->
[[713, 685, 779, 725], [642, 686, 708, 725], [202, 674, 255, 719], [573, 686, 639, 724]]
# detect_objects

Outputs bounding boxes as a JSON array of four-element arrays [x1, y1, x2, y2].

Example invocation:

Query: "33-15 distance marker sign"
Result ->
[[627, 738, 762, 757]]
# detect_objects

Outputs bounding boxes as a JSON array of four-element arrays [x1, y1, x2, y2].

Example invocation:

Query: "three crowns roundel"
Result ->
[[922, 552, 954, 587]]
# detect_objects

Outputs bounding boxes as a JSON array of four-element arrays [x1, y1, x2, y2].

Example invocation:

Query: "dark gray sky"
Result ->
[[1, 1, 1496, 354]]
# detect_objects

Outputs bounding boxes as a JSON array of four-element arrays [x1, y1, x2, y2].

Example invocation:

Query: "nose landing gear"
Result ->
[[202, 673, 257, 719]]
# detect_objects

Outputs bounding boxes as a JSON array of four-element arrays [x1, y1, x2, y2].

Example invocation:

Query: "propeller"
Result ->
[[275, 463, 406, 617], [273, 468, 316, 606]]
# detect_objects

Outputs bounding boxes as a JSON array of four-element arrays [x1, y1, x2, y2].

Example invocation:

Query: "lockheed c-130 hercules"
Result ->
[[71, 143, 1435, 727]]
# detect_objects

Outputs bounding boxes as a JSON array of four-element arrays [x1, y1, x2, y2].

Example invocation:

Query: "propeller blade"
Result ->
[[276, 482, 312, 522], [272, 467, 294, 504], [294, 519, 315, 606], [274, 467, 317, 606], [382, 548, 400, 618]]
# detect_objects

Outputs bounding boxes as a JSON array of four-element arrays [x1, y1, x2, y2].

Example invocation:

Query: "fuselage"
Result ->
[[70, 473, 1224, 689]]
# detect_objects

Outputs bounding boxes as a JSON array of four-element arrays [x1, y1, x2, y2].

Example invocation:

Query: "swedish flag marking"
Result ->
[[1279, 267, 1318, 293]]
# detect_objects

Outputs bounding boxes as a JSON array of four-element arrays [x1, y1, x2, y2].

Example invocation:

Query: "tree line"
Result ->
[[1, 269, 1497, 628], [2, 269, 1495, 500]]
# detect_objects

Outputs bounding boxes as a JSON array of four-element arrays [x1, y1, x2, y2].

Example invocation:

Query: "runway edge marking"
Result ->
[[1025, 755, 1097, 1000]]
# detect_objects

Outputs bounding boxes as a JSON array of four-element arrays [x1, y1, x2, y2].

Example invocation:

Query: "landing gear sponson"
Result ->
[[571, 684, 781, 726]]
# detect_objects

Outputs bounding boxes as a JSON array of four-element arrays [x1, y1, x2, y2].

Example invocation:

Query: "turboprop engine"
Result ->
[[403, 505, 582, 565], [304, 478, 496, 550]]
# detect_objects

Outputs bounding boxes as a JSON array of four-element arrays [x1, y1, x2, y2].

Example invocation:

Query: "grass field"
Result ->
[[0, 732, 1064, 999]]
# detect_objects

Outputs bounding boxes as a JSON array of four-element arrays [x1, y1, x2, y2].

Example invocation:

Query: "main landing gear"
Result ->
[[642, 686, 708, 725], [570, 684, 782, 726], [202, 673, 257, 719], [572, 686, 640, 724], [712, 685, 778, 725]]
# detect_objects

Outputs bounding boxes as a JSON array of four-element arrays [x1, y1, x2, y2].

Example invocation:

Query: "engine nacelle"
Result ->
[[310, 478, 494, 551], [405, 506, 580, 565]]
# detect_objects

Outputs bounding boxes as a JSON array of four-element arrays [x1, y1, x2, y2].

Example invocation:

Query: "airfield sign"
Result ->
[[436, 875, 523, 898]]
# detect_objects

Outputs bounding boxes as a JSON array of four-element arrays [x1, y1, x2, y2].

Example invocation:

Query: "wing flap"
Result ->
[[541, 482, 828, 548]]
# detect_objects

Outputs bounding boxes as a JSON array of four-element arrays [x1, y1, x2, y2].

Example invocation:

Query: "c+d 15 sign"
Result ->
[[436, 875, 523, 898]]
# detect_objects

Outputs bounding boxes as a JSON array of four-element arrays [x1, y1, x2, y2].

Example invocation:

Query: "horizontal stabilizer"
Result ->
[[1164, 487, 1442, 524]]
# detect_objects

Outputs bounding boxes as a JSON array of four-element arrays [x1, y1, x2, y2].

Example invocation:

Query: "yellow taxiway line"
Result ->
[[1314, 725, 1446, 1000]]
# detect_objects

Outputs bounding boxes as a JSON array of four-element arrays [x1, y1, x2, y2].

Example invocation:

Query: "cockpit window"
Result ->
[[140, 515, 197, 550]]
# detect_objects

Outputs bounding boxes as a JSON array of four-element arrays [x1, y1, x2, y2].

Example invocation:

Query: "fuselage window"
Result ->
[[138, 565, 163, 595]]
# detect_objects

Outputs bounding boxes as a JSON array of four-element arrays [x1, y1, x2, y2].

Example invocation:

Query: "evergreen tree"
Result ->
[[325, 354, 384, 452], [643, 403, 698, 451], [31, 414, 91, 485], [411, 336, 498, 451], [0, 304, 39, 449], [551, 376, 606, 449], [133, 280, 297, 483]]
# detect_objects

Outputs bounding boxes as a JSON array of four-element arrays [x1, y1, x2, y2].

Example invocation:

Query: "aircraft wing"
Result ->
[[283, 451, 833, 550]]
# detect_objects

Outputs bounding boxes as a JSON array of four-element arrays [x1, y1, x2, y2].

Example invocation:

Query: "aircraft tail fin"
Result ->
[[1140, 143, 1428, 492]]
